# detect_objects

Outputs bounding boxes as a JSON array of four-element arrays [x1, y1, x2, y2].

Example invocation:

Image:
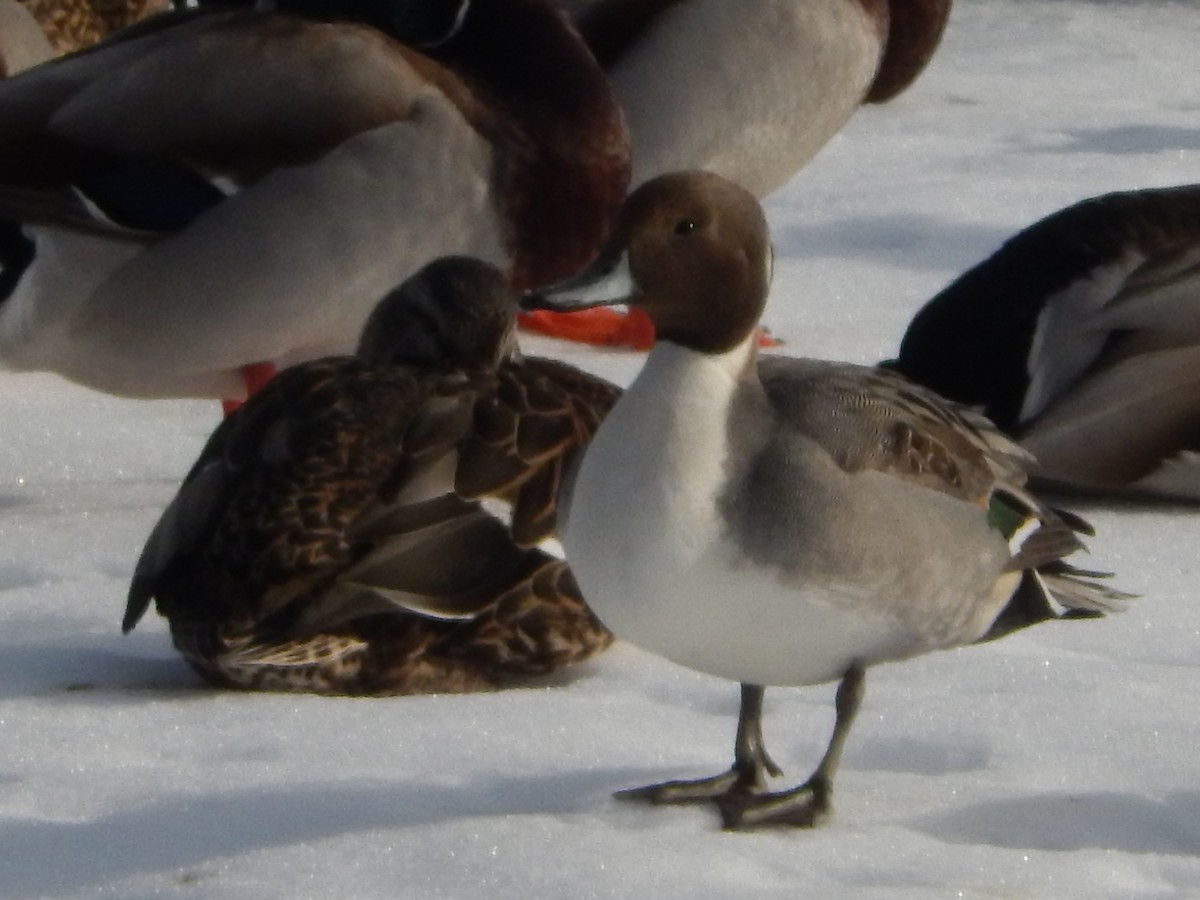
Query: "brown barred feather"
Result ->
[[20, 0, 167, 54], [127, 344, 621, 695]]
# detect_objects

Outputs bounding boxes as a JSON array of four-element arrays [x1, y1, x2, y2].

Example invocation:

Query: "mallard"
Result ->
[[0, 0, 628, 403], [125, 256, 620, 694]]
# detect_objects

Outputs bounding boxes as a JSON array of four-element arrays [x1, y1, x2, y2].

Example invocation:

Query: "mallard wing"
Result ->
[[0, 9, 442, 232], [456, 355, 621, 545]]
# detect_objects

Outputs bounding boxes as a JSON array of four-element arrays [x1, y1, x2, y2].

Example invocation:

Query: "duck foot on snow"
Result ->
[[617, 670, 864, 830]]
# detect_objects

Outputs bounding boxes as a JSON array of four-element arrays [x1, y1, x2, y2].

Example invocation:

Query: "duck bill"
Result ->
[[521, 248, 636, 312]]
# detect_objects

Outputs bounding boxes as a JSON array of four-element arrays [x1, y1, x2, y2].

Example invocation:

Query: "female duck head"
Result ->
[[358, 255, 518, 368], [523, 170, 773, 355]]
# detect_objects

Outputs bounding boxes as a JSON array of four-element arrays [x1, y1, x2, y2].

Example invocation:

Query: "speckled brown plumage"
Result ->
[[127, 354, 620, 695], [125, 258, 622, 695], [458, 357, 619, 544], [20, 0, 166, 53], [171, 559, 606, 695]]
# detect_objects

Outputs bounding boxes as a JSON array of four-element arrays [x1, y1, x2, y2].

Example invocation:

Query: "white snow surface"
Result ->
[[3, 2, 1200, 897]]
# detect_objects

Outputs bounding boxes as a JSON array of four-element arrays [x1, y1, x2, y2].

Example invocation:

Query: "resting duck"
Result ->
[[521, 0, 954, 347], [124, 256, 619, 695], [0, 0, 629, 404], [0, 0, 53, 76], [890, 184, 1200, 501], [20, 0, 168, 54], [568, 0, 951, 194], [523, 171, 1129, 829]]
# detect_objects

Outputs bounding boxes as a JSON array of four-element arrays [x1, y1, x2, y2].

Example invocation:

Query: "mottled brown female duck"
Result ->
[[124, 257, 619, 695]]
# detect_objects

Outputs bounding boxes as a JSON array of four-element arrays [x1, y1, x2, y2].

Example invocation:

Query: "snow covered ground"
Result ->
[[3, 1, 1200, 897]]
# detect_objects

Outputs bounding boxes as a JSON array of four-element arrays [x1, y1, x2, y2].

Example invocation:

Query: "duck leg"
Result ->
[[717, 664, 866, 830], [616, 682, 784, 805]]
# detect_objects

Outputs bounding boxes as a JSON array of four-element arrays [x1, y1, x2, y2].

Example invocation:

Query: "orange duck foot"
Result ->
[[518, 308, 780, 351], [221, 361, 279, 416], [518, 307, 657, 349]]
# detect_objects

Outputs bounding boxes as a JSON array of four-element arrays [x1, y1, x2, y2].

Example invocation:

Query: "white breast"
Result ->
[[564, 340, 1014, 688]]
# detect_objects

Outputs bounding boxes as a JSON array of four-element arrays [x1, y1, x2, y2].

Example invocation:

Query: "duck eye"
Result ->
[[673, 219, 696, 236]]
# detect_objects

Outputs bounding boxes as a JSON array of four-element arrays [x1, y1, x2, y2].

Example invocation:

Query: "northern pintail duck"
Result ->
[[521, 0, 953, 347], [0, 0, 628, 403], [891, 184, 1200, 501], [523, 171, 1130, 829], [0, 0, 53, 77], [124, 256, 619, 695], [20, 0, 167, 54]]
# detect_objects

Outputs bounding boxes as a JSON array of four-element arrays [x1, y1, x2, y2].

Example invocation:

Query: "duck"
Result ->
[[0, 0, 629, 405], [568, 0, 952, 195], [519, 0, 955, 347], [180, 0, 953, 195], [0, 0, 54, 77], [889, 183, 1200, 501], [522, 170, 1130, 829], [124, 256, 619, 695], [20, 0, 168, 54]]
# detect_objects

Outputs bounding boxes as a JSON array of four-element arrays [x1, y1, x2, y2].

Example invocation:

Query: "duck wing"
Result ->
[[126, 355, 618, 639], [123, 357, 434, 633], [456, 356, 622, 545], [892, 184, 1200, 497], [0, 10, 442, 232], [756, 356, 1130, 630], [758, 356, 1031, 505]]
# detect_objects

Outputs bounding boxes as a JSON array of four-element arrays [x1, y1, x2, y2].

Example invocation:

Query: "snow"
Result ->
[[3, 1, 1200, 897]]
